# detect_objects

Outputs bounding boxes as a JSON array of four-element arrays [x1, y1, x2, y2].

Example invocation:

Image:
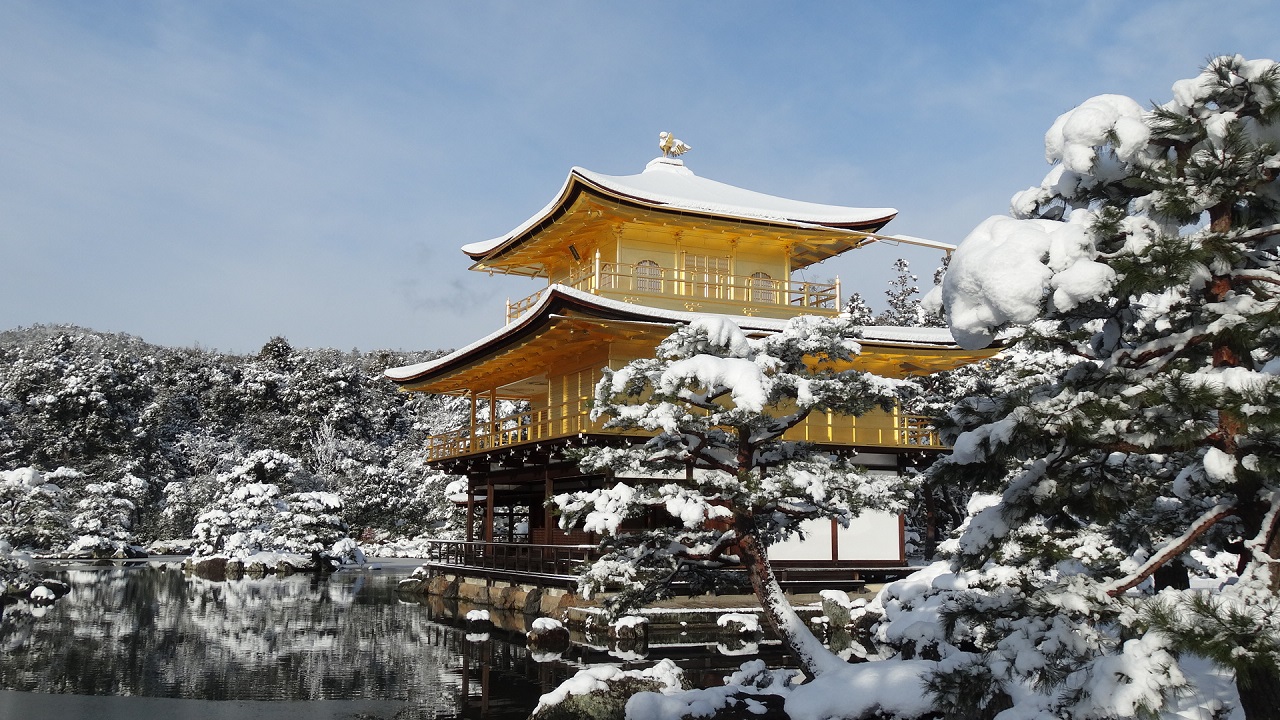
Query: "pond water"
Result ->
[[0, 560, 582, 719]]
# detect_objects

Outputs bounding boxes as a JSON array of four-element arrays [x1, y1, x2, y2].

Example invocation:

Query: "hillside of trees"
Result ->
[[0, 325, 467, 556]]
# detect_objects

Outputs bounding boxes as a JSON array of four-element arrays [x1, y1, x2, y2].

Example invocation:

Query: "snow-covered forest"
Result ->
[[0, 326, 467, 564]]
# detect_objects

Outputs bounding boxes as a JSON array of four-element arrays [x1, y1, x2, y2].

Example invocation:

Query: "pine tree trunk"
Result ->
[[737, 529, 846, 679], [1206, 202, 1280, 720], [1235, 500, 1280, 720], [1237, 665, 1280, 720], [924, 480, 938, 561]]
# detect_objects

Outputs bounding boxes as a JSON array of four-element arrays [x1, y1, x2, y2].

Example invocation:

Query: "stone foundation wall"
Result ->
[[412, 572, 583, 618]]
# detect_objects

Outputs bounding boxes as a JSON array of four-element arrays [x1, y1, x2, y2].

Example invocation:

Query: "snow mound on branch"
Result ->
[[1046, 94, 1150, 172], [687, 316, 753, 358], [1069, 634, 1186, 718], [1169, 55, 1279, 112], [941, 213, 1116, 349], [661, 356, 768, 412]]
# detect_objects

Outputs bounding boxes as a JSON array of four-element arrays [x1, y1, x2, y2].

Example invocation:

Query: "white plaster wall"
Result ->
[[766, 511, 902, 562]]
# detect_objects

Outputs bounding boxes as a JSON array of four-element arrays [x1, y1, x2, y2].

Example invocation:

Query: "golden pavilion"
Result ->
[[386, 148, 993, 585]]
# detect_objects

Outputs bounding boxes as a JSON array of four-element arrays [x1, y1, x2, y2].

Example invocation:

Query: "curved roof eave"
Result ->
[[384, 285, 979, 387], [462, 164, 898, 265]]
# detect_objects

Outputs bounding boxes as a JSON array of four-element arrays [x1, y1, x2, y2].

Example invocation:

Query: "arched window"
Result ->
[[750, 271, 777, 304], [635, 259, 663, 292]]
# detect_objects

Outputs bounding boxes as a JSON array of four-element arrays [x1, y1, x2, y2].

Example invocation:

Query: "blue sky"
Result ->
[[2, 1, 1277, 353]]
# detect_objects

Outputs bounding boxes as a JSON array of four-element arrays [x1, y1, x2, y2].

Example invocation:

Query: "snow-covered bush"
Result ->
[[66, 474, 148, 557], [192, 482, 285, 559], [274, 491, 348, 555], [187, 450, 365, 569], [0, 467, 73, 551], [0, 540, 36, 596]]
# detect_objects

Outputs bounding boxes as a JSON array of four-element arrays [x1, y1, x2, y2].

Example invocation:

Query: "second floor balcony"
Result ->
[[506, 258, 841, 324], [425, 398, 942, 463]]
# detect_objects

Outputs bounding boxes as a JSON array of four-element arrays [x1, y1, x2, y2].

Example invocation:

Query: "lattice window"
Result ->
[[750, 271, 778, 304], [635, 259, 662, 292]]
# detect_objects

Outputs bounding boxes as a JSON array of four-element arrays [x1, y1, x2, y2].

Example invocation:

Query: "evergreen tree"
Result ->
[[190, 450, 300, 558], [275, 491, 349, 557], [554, 314, 915, 677], [0, 467, 71, 551], [916, 55, 1280, 718], [66, 475, 148, 557], [878, 257, 948, 328], [842, 292, 877, 326], [877, 258, 921, 326]]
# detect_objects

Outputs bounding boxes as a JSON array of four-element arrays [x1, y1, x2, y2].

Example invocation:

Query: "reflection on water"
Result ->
[[0, 562, 575, 719]]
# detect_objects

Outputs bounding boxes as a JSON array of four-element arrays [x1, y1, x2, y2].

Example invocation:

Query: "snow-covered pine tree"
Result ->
[[190, 450, 302, 559], [919, 55, 1280, 718], [274, 491, 349, 559], [842, 291, 877, 326], [0, 467, 72, 551], [66, 474, 148, 558], [553, 314, 915, 677], [878, 257, 949, 328], [877, 258, 921, 327]]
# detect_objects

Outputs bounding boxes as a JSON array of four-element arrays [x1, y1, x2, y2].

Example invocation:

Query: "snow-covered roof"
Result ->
[[461, 158, 897, 261], [384, 284, 962, 384], [580, 158, 895, 228]]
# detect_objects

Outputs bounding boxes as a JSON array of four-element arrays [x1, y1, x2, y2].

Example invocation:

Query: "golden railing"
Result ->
[[506, 258, 840, 323], [425, 402, 943, 462], [425, 399, 608, 461]]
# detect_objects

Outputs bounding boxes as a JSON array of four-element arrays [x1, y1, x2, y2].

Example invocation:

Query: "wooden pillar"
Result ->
[[778, 244, 788, 303], [466, 478, 475, 542], [469, 391, 477, 449], [485, 476, 495, 543], [728, 239, 737, 301], [830, 518, 839, 562], [614, 227, 623, 290], [489, 389, 498, 444], [544, 468, 554, 544]]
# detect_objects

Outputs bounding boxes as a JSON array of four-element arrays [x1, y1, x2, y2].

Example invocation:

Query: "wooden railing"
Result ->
[[425, 399, 615, 461], [506, 258, 840, 323], [422, 540, 599, 581], [426, 402, 943, 462]]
